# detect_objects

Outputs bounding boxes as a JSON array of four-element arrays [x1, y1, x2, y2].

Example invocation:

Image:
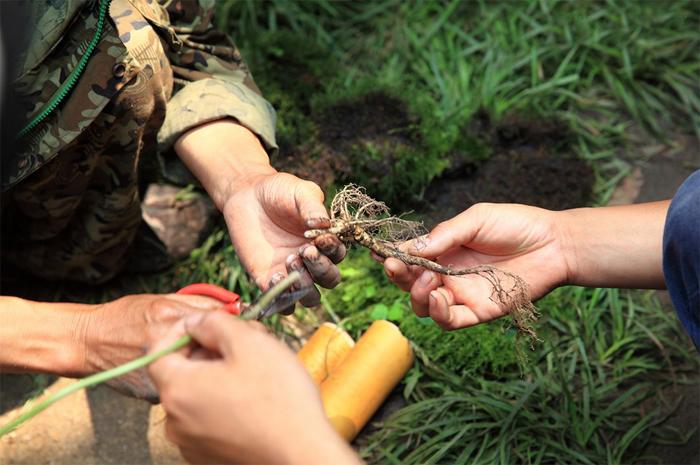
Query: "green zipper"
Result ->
[[17, 0, 112, 139]]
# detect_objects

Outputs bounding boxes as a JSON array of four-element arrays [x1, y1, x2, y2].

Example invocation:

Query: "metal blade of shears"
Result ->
[[256, 287, 312, 321]]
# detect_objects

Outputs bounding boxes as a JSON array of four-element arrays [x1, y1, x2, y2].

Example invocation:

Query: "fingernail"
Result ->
[[300, 246, 319, 261], [269, 272, 285, 286], [306, 217, 330, 229], [429, 291, 438, 307], [385, 268, 394, 279], [419, 271, 433, 285], [286, 254, 300, 270]]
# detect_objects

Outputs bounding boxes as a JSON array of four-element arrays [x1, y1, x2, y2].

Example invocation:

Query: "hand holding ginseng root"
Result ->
[[381, 203, 567, 332], [374, 197, 669, 335], [304, 186, 542, 341]]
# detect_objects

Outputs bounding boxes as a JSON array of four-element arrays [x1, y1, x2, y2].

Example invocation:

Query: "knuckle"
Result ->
[[302, 180, 324, 200], [199, 310, 225, 329], [467, 202, 493, 220], [148, 299, 180, 322]]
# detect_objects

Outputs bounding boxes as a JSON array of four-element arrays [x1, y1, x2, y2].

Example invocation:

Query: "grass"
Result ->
[[360, 287, 697, 464]]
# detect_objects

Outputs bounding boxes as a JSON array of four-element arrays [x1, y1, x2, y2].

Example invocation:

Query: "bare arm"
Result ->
[[561, 201, 668, 289], [174, 119, 275, 212], [0, 297, 88, 375], [0, 294, 222, 400]]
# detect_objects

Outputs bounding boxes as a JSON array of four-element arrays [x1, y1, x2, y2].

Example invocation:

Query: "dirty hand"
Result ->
[[81, 294, 223, 402], [174, 120, 344, 310], [223, 171, 346, 308], [149, 312, 361, 465], [381, 203, 571, 330]]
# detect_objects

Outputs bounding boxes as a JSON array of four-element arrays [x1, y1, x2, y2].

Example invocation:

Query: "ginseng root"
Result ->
[[305, 185, 540, 346]]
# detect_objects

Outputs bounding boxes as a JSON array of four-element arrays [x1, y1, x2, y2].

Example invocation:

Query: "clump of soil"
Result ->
[[273, 91, 419, 195], [316, 92, 416, 153], [422, 112, 594, 226], [273, 91, 594, 223]]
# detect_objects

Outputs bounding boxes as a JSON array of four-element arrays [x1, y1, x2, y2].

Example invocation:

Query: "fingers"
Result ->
[[183, 312, 238, 357], [428, 288, 481, 330], [409, 271, 440, 317], [294, 180, 329, 226], [267, 272, 297, 314], [384, 257, 422, 292], [409, 206, 485, 257], [313, 233, 346, 264], [285, 256, 321, 308], [299, 244, 341, 289], [149, 318, 191, 388]]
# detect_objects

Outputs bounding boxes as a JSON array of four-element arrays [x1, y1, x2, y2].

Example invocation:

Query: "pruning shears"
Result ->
[[177, 282, 310, 320]]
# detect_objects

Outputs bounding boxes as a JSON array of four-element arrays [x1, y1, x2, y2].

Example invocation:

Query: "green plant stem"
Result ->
[[0, 272, 301, 437], [0, 335, 191, 437], [244, 271, 301, 320]]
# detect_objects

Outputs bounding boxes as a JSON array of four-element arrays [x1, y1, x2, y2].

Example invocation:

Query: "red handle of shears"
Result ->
[[176, 283, 242, 315]]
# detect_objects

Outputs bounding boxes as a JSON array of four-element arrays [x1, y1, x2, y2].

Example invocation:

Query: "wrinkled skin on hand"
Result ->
[[81, 294, 223, 402], [224, 172, 346, 310]]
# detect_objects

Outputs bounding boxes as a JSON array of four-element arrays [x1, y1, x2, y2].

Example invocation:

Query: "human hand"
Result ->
[[174, 120, 345, 309], [223, 171, 346, 308], [81, 294, 223, 401], [149, 312, 361, 465], [381, 203, 572, 329]]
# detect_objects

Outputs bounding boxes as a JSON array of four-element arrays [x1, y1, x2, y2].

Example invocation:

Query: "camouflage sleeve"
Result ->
[[156, 0, 277, 157]]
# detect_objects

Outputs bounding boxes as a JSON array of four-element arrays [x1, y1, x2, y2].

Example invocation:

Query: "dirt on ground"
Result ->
[[0, 376, 184, 465], [421, 113, 593, 226], [273, 92, 417, 192]]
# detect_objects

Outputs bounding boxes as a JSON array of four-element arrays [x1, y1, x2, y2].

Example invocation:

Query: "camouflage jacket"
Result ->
[[3, 0, 277, 190]]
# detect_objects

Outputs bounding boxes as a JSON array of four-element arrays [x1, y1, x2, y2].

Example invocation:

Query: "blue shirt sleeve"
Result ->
[[663, 170, 700, 351]]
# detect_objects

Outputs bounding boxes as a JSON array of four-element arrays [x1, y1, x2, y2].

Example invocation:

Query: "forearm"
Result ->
[[0, 297, 91, 376], [174, 119, 276, 211], [560, 201, 669, 289]]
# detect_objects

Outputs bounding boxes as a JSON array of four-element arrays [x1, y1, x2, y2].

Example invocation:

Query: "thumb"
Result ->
[[148, 318, 190, 388], [183, 311, 238, 357], [294, 180, 330, 229], [409, 206, 484, 257]]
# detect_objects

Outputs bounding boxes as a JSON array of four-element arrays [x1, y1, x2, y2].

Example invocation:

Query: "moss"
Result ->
[[400, 316, 518, 378], [324, 249, 518, 377]]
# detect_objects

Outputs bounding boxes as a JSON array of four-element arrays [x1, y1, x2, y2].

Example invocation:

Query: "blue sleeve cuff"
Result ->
[[663, 169, 700, 351]]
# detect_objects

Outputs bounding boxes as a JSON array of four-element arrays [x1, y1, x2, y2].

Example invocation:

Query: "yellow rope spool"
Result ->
[[297, 322, 355, 386], [319, 320, 414, 441]]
